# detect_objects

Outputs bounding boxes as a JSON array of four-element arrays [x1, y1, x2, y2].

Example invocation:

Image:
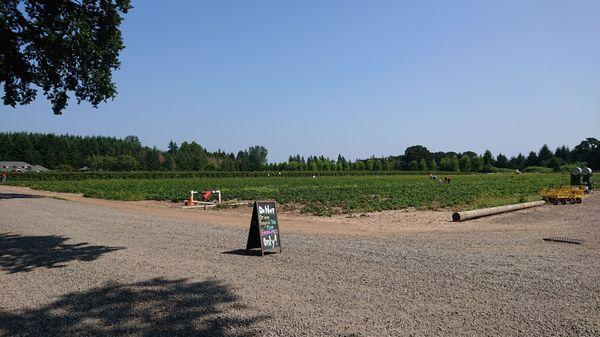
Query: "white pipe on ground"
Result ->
[[452, 201, 545, 222]]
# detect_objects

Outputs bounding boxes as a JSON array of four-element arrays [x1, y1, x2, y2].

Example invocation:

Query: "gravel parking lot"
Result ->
[[1, 187, 599, 336]]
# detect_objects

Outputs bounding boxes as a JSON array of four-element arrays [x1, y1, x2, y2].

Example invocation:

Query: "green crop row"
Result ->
[[6, 170, 476, 181], [4, 173, 568, 215]]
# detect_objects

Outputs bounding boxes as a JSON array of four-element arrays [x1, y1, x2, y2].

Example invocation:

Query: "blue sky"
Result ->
[[1, 0, 599, 162]]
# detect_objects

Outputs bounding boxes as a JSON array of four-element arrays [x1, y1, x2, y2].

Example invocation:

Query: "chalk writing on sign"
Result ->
[[246, 201, 282, 255]]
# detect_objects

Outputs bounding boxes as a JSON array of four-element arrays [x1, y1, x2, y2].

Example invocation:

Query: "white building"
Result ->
[[0, 161, 49, 172]]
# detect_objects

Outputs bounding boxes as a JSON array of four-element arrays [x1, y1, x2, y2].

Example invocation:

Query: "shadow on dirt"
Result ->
[[222, 249, 261, 256], [0, 233, 123, 273], [0, 277, 267, 337], [0, 192, 44, 200], [222, 249, 280, 257]]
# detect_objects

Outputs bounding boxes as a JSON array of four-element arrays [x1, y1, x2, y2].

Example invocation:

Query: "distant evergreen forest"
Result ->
[[0, 132, 598, 172]]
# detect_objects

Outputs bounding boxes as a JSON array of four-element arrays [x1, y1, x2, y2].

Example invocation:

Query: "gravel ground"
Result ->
[[0, 190, 599, 336]]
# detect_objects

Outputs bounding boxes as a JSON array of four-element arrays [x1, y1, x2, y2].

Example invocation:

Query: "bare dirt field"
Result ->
[[1, 185, 599, 336]]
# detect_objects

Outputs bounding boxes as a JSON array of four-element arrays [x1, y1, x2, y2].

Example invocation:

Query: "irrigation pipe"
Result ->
[[452, 201, 545, 222]]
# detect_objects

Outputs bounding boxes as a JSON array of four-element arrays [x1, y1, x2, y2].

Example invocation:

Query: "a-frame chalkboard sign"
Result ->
[[246, 201, 282, 256]]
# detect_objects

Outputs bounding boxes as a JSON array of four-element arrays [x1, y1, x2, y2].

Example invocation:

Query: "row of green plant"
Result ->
[[5, 170, 477, 181], [6, 173, 568, 215]]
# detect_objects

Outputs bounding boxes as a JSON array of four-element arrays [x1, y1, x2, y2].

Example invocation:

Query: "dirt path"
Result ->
[[1, 186, 599, 336], [0, 185, 569, 237]]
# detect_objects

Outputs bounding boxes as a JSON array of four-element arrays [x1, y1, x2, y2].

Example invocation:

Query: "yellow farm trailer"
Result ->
[[541, 186, 584, 205]]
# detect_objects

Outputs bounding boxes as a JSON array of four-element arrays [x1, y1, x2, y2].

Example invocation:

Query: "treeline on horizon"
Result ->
[[0, 132, 598, 173]]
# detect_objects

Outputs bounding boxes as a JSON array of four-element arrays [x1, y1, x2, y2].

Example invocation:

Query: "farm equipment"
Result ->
[[540, 186, 584, 205], [182, 189, 248, 210], [570, 167, 594, 192], [184, 190, 222, 208]]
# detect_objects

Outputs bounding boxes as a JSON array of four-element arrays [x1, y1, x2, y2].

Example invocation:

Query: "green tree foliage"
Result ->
[[247, 146, 268, 171], [572, 137, 600, 170], [537, 144, 554, 166], [176, 142, 207, 171], [471, 156, 484, 172], [374, 159, 383, 171], [462, 151, 478, 158], [458, 155, 471, 172], [428, 159, 438, 171], [144, 148, 161, 171], [1, 132, 596, 173], [115, 154, 139, 171], [89, 155, 117, 171], [548, 156, 562, 171], [439, 155, 460, 172], [55, 164, 73, 172], [408, 160, 419, 171], [167, 141, 178, 154], [418, 159, 428, 171], [404, 145, 431, 164], [483, 150, 494, 167], [511, 154, 526, 170], [0, 133, 142, 170], [495, 153, 509, 168], [1, 0, 132, 114], [554, 145, 571, 162], [344, 161, 351, 172], [526, 151, 539, 167]]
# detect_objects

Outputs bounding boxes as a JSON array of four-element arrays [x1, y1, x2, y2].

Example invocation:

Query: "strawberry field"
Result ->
[[6, 173, 567, 215]]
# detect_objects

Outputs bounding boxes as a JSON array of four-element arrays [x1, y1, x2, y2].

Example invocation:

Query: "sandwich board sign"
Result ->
[[246, 201, 282, 255]]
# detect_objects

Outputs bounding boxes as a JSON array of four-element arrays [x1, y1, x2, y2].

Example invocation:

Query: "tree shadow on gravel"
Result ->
[[0, 277, 267, 337], [0, 233, 123, 273], [0, 192, 44, 199]]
